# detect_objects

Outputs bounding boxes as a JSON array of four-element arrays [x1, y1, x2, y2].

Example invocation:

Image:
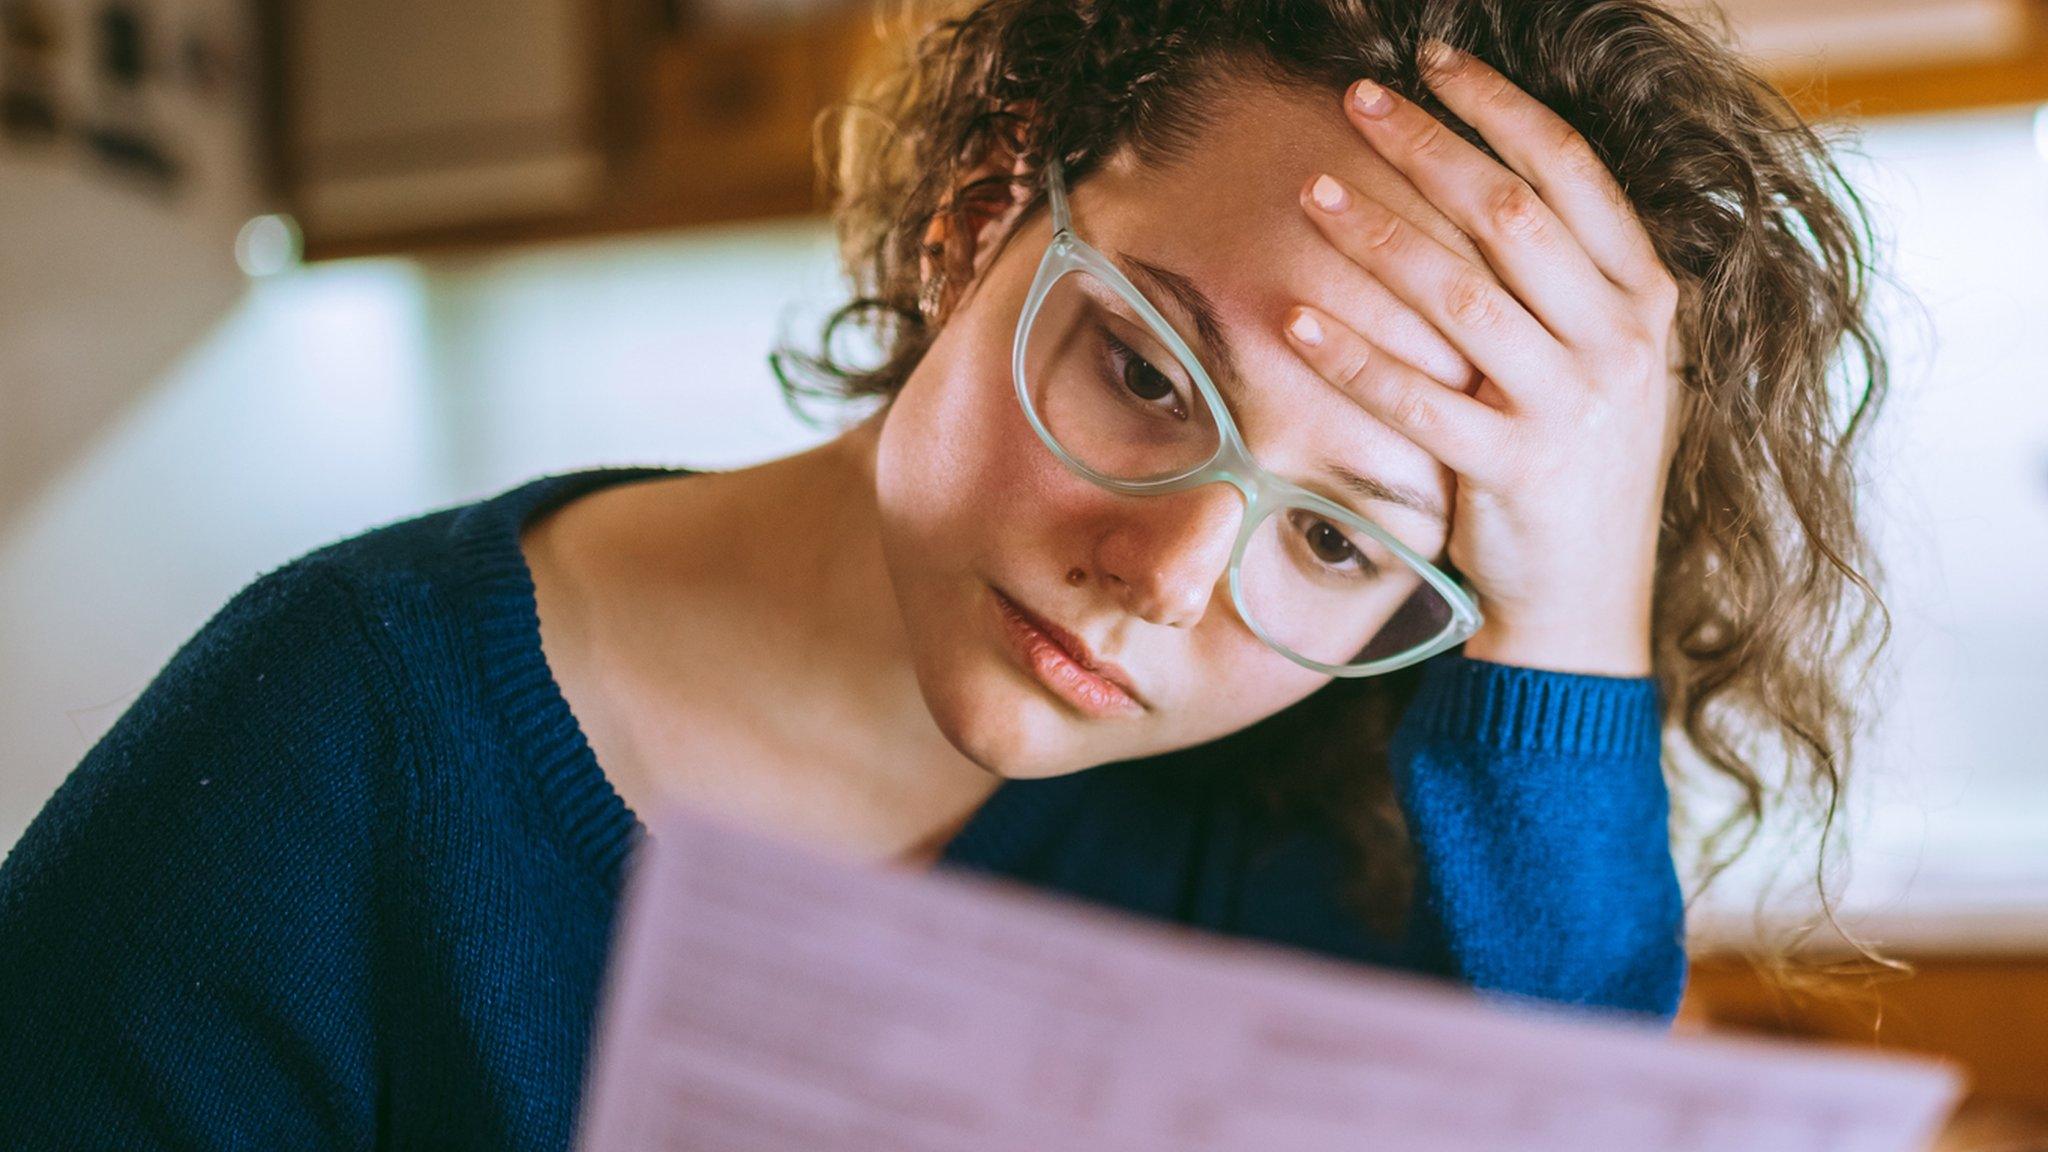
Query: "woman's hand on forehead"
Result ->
[[1280, 40, 1684, 677]]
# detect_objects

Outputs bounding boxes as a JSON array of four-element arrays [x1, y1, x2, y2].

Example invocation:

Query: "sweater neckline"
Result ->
[[448, 465, 1088, 897]]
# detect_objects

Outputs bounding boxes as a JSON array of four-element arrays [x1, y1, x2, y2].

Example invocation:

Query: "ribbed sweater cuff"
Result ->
[[1401, 652, 1663, 762]]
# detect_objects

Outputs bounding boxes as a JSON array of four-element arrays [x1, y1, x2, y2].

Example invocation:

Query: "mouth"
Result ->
[[990, 586, 1148, 716]]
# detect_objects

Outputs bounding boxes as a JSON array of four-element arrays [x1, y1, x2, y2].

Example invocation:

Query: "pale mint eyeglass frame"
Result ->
[[1011, 153, 1484, 677]]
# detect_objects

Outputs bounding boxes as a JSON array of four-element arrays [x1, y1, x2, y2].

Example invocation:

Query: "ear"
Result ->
[[918, 108, 1039, 320]]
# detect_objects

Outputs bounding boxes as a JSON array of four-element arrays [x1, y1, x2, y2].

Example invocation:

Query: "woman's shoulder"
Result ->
[[285, 465, 688, 631], [38, 535, 443, 842], [187, 467, 686, 698], [47, 467, 685, 814], [5, 464, 691, 895]]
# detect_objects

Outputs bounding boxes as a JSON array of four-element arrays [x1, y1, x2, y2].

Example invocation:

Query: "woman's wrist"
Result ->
[[1458, 613, 1653, 679], [1399, 648, 1664, 762]]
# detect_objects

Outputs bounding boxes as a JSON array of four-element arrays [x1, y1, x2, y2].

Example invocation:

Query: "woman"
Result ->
[[0, 0, 1888, 1148]]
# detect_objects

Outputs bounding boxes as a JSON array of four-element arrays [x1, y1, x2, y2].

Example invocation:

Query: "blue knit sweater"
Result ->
[[0, 466, 1684, 1150]]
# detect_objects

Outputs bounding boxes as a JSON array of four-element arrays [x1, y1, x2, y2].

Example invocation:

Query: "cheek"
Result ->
[[873, 318, 1091, 591], [1182, 636, 1330, 727]]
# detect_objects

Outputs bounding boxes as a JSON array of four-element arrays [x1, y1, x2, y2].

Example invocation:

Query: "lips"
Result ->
[[992, 587, 1146, 709]]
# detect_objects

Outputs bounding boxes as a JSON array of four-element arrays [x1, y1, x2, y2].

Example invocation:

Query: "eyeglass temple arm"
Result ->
[[1045, 155, 1071, 233]]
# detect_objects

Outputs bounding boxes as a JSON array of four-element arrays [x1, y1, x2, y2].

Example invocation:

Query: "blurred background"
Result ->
[[2, 0, 2045, 1144]]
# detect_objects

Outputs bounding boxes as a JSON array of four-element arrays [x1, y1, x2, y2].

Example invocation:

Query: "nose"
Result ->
[[1091, 481, 1245, 629]]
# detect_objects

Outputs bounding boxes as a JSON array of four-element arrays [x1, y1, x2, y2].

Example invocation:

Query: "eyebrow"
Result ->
[[1113, 249, 1449, 525]]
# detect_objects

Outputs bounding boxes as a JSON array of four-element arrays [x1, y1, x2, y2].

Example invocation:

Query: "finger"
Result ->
[[1342, 73, 1630, 351], [1282, 302, 1510, 482], [1303, 172, 1569, 410], [1415, 41, 1673, 301], [1308, 261, 1482, 392]]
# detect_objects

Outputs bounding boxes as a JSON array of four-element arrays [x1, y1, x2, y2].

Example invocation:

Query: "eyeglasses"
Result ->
[[1011, 154, 1483, 677]]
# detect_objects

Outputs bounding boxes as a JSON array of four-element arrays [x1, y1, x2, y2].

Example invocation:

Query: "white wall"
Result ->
[[0, 0, 264, 520], [1672, 104, 2048, 950]]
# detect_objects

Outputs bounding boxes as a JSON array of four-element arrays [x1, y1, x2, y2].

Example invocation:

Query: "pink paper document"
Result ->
[[575, 802, 1963, 1152]]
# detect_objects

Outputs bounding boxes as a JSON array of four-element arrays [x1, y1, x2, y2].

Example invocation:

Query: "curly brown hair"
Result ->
[[769, 0, 1893, 958]]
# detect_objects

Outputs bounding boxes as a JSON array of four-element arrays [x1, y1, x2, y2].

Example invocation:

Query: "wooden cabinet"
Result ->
[[273, 0, 608, 253], [274, 0, 883, 259], [1760, 0, 2048, 120], [1681, 954, 2048, 1146], [601, 11, 872, 235]]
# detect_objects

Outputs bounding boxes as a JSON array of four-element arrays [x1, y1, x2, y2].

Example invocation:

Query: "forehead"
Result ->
[[1102, 79, 1487, 267]]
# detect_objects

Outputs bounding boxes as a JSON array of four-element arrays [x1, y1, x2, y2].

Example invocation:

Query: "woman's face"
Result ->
[[873, 80, 1484, 780]]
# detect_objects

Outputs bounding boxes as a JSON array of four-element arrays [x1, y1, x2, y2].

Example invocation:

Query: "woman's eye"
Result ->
[[1102, 331, 1189, 418], [1122, 356, 1177, 404], [1292, 512, 1383, 579], [1306, 520, 1354, 565]]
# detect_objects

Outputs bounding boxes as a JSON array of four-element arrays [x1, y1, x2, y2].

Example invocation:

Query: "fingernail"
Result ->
[[1421, 39, 1460, 76], [1287, 310, 1323, 346], [1351, 78, 1392, 118], [1309, 174, 1349, 213]]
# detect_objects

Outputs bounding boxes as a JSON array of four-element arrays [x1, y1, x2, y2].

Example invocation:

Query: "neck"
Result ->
[[652, 409, 1002, 865]]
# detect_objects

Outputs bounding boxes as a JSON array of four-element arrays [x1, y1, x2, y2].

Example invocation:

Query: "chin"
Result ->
[[899, 580, 1127, 781], [914, 649, 1102, 782]]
